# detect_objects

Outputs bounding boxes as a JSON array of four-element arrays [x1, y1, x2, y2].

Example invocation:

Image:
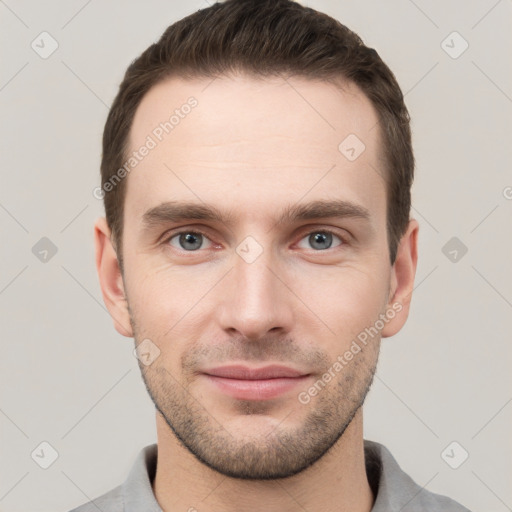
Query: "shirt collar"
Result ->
[[121, 440, 437, 512], [122, 443, 161, 512]]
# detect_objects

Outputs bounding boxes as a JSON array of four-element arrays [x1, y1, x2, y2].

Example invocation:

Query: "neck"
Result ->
[[152, 408, 374, 512]]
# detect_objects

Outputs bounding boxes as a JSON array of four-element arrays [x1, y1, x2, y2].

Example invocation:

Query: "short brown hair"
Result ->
[[101, 0, 414, 270]]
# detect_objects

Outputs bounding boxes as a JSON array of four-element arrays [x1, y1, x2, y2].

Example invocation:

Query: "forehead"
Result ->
[[124, 74, 385, 230], [130, 73, 380, 152]]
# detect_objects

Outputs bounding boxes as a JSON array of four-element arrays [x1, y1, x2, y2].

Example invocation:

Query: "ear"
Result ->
[[381, 218, 419, 338], [94, 217, 133, 338]]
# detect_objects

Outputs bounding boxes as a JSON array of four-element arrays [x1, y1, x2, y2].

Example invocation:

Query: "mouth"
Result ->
[[201, 364, 311, 401]]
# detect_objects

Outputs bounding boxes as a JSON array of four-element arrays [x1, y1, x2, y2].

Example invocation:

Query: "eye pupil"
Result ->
[[309, 232, 332, 250]]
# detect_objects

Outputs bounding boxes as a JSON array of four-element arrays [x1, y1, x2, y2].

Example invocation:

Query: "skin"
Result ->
[[95, 74, 418, 512]]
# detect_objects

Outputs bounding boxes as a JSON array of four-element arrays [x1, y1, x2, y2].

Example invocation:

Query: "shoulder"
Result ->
[[66, 443, 159, 512], [409, 488, 472, 511], [67, 484, 123, 512], [364, 440, 472, 512]]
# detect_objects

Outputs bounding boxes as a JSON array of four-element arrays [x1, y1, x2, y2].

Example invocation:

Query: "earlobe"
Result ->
[[94, 217, 133, 338], [381, 218, 419, 338]]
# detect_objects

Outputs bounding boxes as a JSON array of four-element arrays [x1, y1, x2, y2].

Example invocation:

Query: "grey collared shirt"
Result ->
[[69, 440, 471, 511]]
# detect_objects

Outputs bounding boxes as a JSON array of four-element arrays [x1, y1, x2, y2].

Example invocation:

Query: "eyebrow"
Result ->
[[141, 199, 372, 231]]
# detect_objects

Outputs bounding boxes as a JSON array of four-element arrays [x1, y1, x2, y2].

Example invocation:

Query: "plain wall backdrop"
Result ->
[[0, 1, 511, 511]]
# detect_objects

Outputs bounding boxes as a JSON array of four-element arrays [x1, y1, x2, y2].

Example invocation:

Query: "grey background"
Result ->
[[1, 1, 511, 511]]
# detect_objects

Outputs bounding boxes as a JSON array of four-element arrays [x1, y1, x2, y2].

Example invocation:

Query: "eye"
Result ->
[[296, 230, 344, 251], [162, 228, 346, 253], [166, 230, 213, 251]]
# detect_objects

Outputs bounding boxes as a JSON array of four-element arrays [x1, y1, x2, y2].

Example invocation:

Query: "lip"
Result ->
[[201, 365, 311, 400], [203, 364, 306, 380]]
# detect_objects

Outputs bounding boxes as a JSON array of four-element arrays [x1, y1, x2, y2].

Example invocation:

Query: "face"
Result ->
[[96, 74, 417, 479]]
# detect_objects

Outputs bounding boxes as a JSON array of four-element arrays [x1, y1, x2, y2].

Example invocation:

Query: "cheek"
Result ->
[[293, 262, 389, 340], [125, 265, 185, 334], [126, 262, 220, 346]]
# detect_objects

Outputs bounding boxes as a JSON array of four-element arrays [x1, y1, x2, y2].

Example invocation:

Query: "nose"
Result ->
[[216, 243, 295, 341]]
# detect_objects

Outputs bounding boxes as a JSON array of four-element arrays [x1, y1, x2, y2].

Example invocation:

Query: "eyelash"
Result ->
[[161, 227, 349, 253]]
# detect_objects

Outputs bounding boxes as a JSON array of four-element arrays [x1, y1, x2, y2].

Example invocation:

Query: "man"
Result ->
[[72, 0, 471, 510]]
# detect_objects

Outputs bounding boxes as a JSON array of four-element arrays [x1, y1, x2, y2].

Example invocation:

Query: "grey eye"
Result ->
[[169, 232, 210, 251], [297, 231, 343, 251]]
